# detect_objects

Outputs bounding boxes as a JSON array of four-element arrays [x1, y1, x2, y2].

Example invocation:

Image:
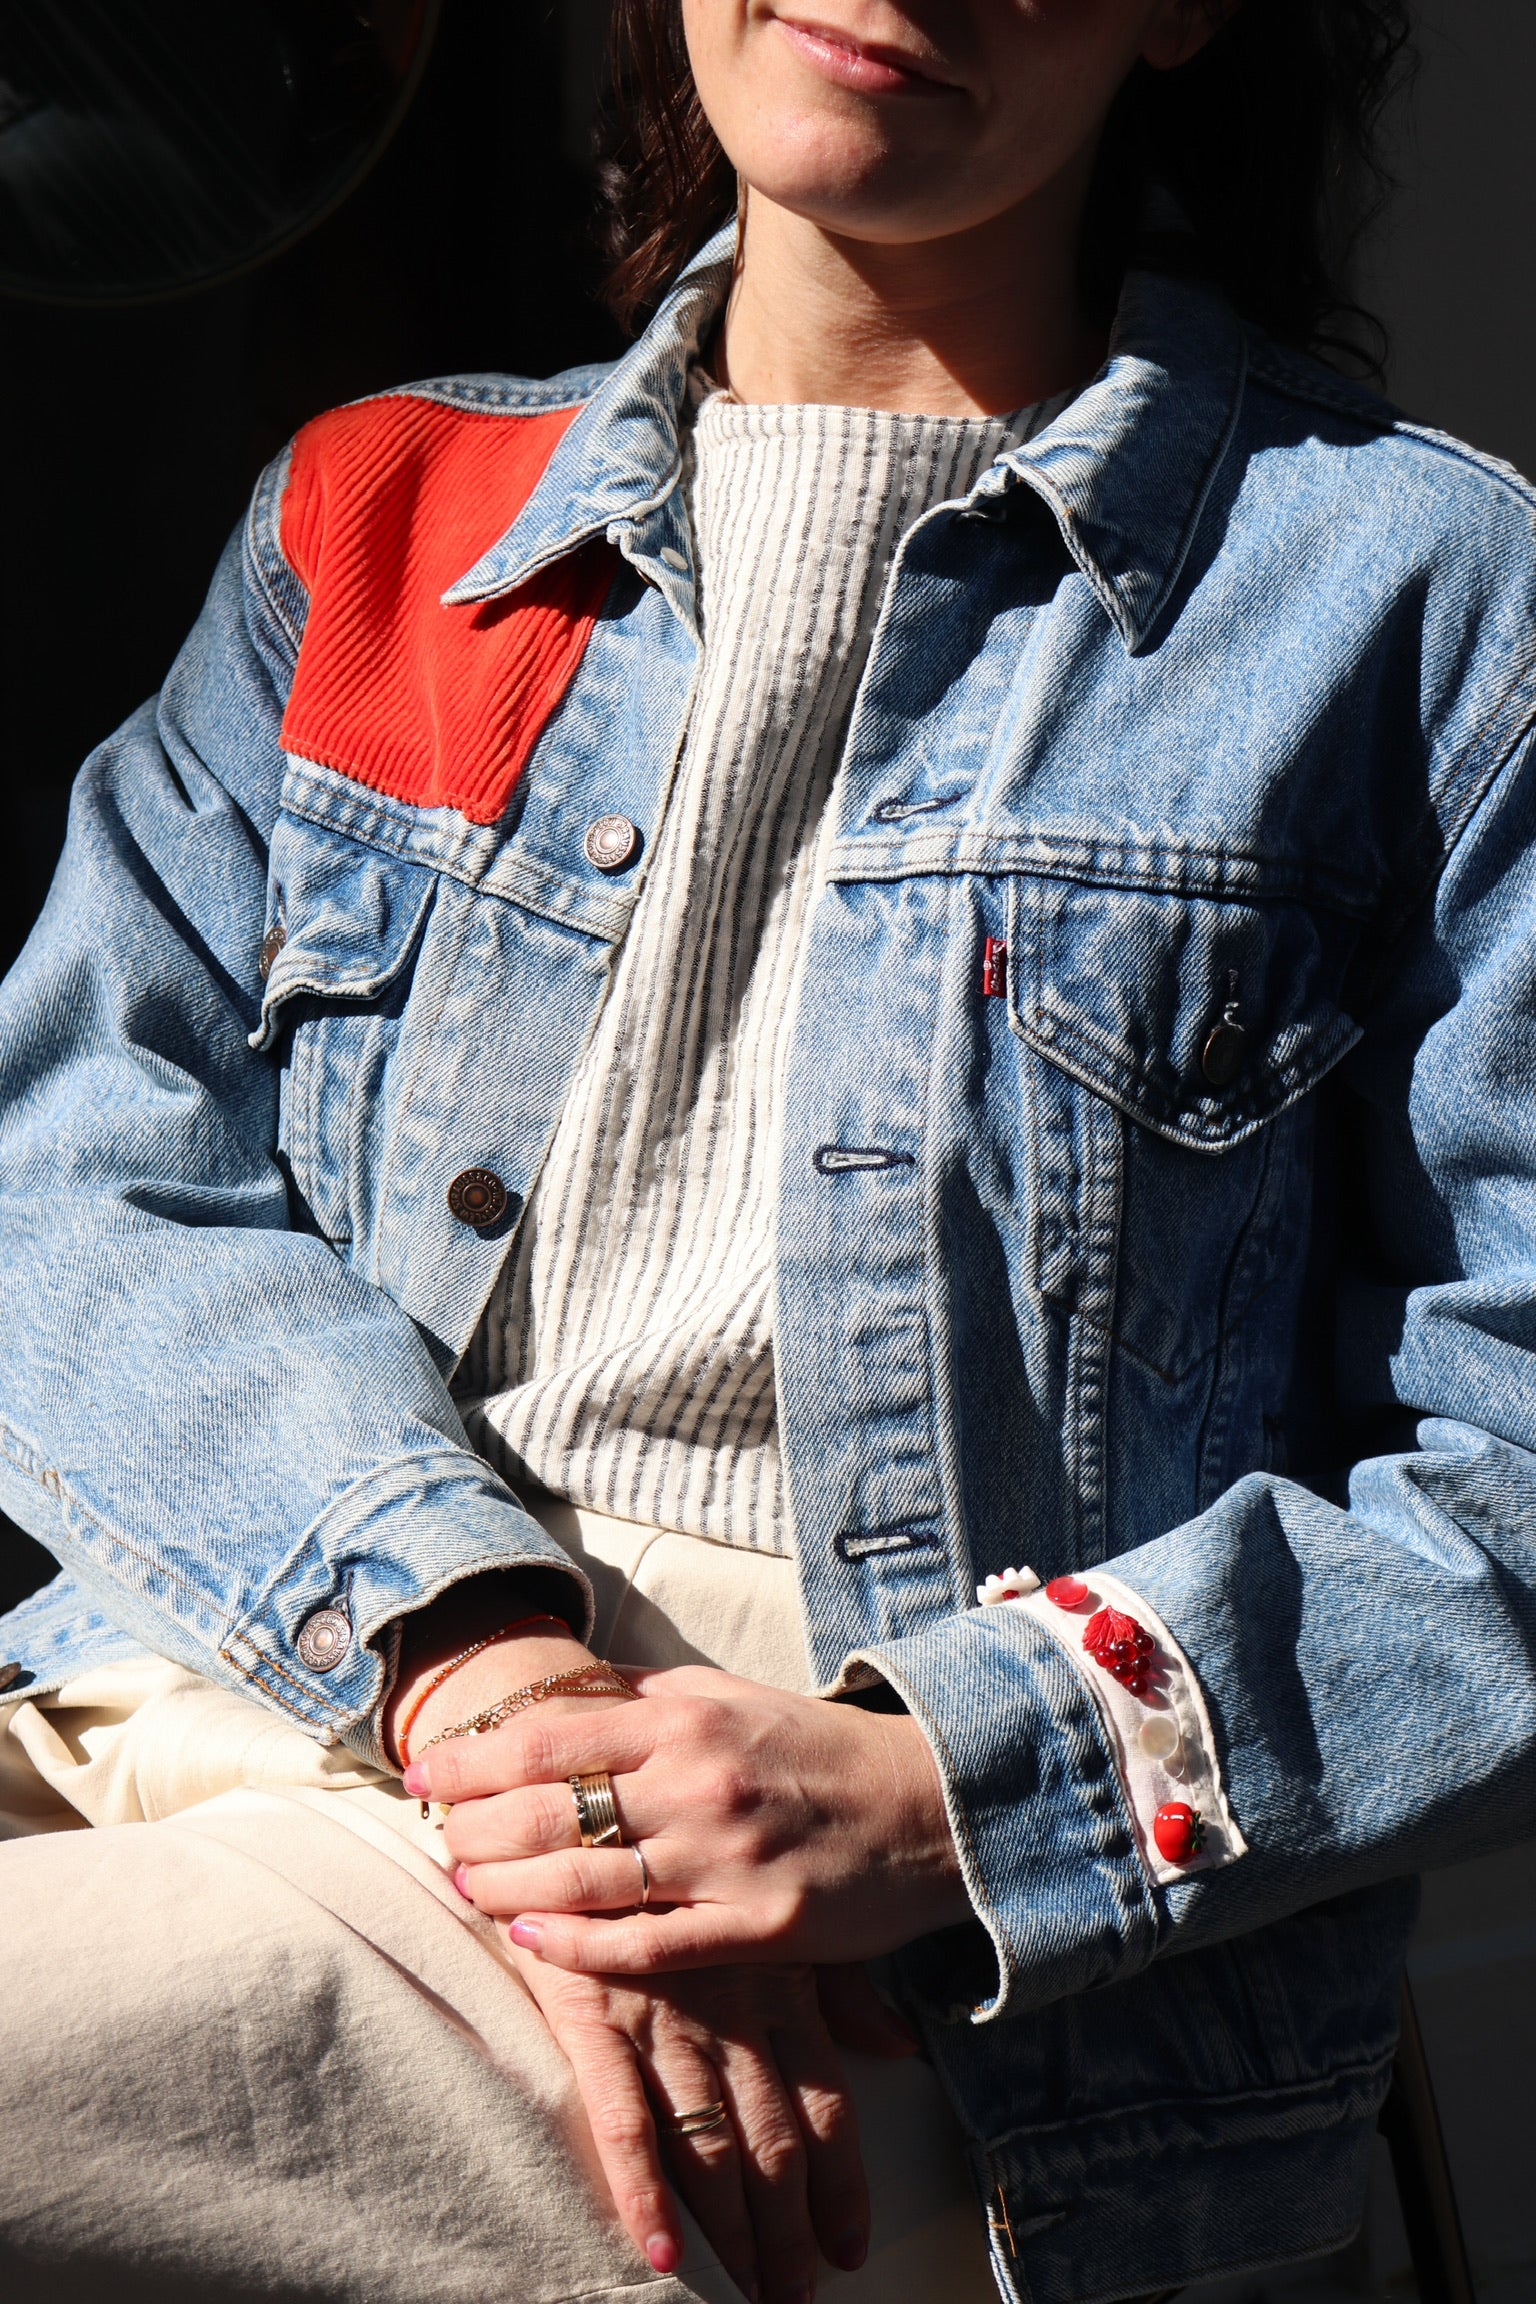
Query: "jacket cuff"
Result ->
[[224, 1449, 593, 1769], [848, 1604, 1163, 2022], [978, 1566, 1247, 1888]]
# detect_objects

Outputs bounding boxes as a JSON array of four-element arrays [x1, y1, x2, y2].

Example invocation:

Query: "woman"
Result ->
[[1, 0, 1529, 2299]]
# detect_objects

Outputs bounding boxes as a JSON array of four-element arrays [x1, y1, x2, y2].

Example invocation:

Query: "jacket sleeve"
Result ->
[[0, 498, 591, 1768], [855, 705, 1536, 2021]]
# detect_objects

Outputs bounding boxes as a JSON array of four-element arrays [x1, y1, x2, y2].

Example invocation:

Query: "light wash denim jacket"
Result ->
[[4, 228, 1536, 2302]]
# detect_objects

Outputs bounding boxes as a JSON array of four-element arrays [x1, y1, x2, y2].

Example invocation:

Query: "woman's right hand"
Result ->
[[505, 1948, 916, 2304]]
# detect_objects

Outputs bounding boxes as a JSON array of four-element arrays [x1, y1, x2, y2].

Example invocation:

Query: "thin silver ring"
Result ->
[[631, 1842, 652, 1909], [569, 1770, 624, 1849]]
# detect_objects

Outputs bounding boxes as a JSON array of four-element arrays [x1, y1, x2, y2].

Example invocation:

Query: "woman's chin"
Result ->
[[738, 170, 1018, 252]]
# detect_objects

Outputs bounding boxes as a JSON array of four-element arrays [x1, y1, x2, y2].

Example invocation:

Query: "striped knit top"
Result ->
[[458, 380, 1057, 1552]]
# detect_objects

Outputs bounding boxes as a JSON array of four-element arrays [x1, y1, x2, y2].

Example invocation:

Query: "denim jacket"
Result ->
[[5, 228, 1536, 2303]]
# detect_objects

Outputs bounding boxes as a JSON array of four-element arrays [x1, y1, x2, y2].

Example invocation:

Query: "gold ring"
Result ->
[[669, 2099, 729, 2138], [631, 1843, 652, 1909], [569, 1770, 624, 1848]]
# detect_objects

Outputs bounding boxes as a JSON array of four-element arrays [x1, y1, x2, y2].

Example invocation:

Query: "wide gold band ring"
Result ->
[[669, 2099, 729, 2138], [569, 1770, 624, 1849]]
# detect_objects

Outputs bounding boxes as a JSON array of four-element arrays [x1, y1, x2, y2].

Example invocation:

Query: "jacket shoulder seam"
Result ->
[[1246, 342, 1536, 516]]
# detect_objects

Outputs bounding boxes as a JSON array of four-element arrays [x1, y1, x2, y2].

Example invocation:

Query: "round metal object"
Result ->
[[446, 1167, 508, 1228], [295, 1605, 351, 1673], [583, 814, 641, 873], [258, 920, 287, 979], [1200, 1019, 1247, 1089], [0, 0, 442, 307]]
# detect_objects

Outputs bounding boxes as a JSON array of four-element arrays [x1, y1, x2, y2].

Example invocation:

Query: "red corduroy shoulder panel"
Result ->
[[278, 393, 615, 825]]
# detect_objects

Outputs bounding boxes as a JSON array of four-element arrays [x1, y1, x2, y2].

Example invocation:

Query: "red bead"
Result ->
[[1046, 1576, 1090, 1609], [1083, 1607, 1153, 1663], [1153, 1802, 1207, 1864]]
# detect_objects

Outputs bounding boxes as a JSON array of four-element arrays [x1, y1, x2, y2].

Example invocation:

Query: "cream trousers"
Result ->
[[0, 1508, 997, 2304]]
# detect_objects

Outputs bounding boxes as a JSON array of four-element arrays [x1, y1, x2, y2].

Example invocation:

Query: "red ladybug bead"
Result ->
[[1046, 1576, 1090, 1609], [1153, 1802, 1207, 1864]]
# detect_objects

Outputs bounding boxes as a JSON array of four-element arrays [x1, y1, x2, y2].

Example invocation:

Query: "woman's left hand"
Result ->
[[406, 1664, 974, 1972]]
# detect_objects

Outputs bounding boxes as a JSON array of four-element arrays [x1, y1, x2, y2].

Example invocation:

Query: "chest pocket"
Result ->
[[1006, 870, 1364, 1384], [250, 813, 439, 1245]]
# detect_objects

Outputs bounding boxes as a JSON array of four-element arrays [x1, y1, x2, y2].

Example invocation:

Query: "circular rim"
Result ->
[[0, 0, 443, 308]]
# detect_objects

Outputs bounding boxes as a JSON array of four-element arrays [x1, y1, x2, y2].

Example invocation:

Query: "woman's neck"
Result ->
[[715, 173, 1105, 417]]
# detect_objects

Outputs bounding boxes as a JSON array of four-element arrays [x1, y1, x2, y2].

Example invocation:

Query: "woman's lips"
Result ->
[[772, 16, 961, 96]]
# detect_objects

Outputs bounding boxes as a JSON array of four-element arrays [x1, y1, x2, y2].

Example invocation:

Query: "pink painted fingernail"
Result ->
[[452, 1863, 471, 1901], [508, 1918, 543, 1950], [646, 2234, 681, 2274], [401, 1761, 430, 1798]]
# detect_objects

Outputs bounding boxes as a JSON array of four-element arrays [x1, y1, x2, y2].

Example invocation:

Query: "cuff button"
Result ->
[[296, 1606, 352, 1672]]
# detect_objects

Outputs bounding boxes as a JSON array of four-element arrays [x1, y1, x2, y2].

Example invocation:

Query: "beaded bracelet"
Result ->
[[393, 1613, 563, 1769]]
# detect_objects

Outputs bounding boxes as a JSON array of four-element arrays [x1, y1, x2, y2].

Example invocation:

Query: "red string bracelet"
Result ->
[[393, 1614, 563, 1770]]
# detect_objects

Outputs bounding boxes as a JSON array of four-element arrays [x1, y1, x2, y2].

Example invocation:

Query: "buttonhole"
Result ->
[[871, 794, 961, 823], [835, 1526, 940, 1562], [813, 1145, 915, 1174]]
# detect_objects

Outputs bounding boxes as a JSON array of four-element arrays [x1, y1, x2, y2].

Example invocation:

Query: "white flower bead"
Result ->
[[976, 1567, 1042, 1606]]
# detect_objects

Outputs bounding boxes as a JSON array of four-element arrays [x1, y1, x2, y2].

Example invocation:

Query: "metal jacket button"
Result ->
[[447, 1167, 508, 1227], [296, 1607, 351, 1672], [258, 921, 287, 979], [0, 1660, 21, 1695], [583, 815, 641, 871]]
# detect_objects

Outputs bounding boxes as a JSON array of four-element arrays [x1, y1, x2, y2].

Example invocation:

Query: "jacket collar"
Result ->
[[441, 224, 737, 610], [996, 268, 1248, 652], [444, 233, 1248, 658]]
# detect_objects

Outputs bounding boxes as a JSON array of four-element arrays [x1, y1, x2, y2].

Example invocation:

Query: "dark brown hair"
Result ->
[[597, 0, 1412, 368]]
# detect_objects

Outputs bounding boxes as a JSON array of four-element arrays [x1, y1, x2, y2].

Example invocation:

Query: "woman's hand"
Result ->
[[507, 1952, 912, 2303], [406, 1662, 974, 1973]]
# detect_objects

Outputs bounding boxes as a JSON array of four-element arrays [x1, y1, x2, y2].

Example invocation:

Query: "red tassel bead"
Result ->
[[1153, 1802, 1207, 1864], [1083, 1606, 1155, 1698]]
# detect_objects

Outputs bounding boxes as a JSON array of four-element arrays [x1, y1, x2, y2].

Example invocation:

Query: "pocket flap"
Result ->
[[249, 815, 438, 1053], [1006, 874, 1363, 1150]]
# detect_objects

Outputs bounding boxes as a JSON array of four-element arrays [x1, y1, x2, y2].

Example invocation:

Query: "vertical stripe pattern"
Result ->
[[460, 382, 1054, 1551]]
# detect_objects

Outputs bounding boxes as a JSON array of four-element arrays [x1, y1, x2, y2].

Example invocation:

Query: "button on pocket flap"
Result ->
[[1007, 874, 1363, 1150], [249, 817, 437, 1052]]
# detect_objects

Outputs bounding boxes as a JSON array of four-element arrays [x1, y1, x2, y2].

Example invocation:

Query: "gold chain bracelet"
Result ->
[[417, 1662, 638, 1754]]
